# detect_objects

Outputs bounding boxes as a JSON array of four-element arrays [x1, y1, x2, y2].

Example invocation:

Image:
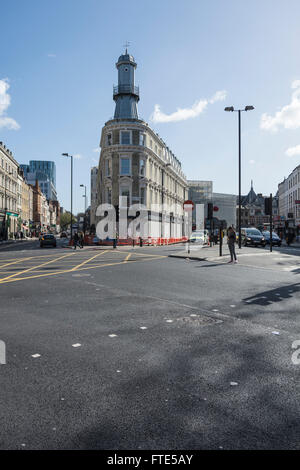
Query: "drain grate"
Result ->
[[176, 313, 222, 327]]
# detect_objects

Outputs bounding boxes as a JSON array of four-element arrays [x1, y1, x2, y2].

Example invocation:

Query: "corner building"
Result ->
[[96, 51, 188, 239]]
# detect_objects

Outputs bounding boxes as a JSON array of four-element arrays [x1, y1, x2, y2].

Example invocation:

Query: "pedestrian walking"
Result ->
[[227, 226, 237, 264], [79, 231, 84, 249], [73, 232, 79, 250]]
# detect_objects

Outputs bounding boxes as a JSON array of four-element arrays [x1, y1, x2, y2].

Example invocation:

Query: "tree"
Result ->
[[60, 212, 77, 231]]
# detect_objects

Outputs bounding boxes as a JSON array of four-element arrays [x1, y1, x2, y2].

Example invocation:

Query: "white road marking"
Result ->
[[272, 331, 280, 335], [212, 309, 219, 312], [140, 326, 147, 330], [166, 320, 173, 323], [31, 354, 41, 358], [230, 382, 238, 386], [109, 334, 118, 337], [230, 305, 236, 308], [72, 343, 81, 348]]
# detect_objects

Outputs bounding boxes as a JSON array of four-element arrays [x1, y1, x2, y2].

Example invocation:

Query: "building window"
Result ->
[[120, 186, 130, 207], [120, 131, 131, 145], [139, 133, 146, 146], [106, 133, 112, 146], [106, 188, 112, 204], [105, 158, 111, 177], [140, 158, 145, 177], [120, 156, 131, 175], [140, 187, 145, 205]]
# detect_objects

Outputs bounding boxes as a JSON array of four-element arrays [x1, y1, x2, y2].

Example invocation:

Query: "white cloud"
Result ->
[[0, 79, 20, 130], [261, 80, 300, 132], [93, 148, 99, 153], [285, 144, 300, 157], [209, 90, 227, 104], [73, 154, 83, 160], [150, 90, 227, 123]]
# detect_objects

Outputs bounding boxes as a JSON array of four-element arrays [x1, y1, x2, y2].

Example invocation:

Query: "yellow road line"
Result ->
[[0, 252, 76, 282], [0, 255, 167, 285], [123, 253, 132, 263], [0, 254, 58, 269], [70, 250, 107, 271]]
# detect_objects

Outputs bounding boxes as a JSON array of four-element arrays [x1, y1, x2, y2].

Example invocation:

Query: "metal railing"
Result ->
[[113, 84, 139, 97]]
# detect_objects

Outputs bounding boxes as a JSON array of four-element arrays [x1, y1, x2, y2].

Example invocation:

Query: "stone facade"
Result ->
[[0, 142, 19, 238], [96, 119, 188, 238], [278, 165, 300, 228]]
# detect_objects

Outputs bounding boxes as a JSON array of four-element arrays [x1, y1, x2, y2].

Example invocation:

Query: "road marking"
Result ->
[[140, 326, 147, 330], [72, 343, 81, 348], [70, 250, 107, 271], [123, 253, 132, 263], [0, 255, 167, 285], [31, 354, 41, 358], [109, 334, 118, 337], [0, 252, 76, 283]]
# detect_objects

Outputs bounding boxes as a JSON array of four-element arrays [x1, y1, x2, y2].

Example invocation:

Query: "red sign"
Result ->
[[213, 206, 219, 212], [183, 200, 194, 211], [295, 200, 300, 204]]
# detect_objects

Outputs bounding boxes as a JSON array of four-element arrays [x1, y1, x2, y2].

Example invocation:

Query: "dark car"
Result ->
[[240, 228, 266, 247], [262, 231, 282, 246], [40, 234, 56, 248]]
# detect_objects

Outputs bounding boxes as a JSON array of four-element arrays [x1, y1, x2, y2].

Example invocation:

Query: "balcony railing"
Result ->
[[113, 84, 139, 97]]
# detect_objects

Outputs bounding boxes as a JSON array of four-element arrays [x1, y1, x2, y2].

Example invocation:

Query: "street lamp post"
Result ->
[[224, 105, 254, 249], [80, 184, 87, 234], [62, 153, 73, 241]]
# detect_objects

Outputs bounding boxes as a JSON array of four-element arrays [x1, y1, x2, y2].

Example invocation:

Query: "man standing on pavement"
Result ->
[[227, 226, 238, 264]]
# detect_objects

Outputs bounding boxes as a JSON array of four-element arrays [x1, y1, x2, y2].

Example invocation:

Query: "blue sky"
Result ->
[[1, 0, 300, 213]]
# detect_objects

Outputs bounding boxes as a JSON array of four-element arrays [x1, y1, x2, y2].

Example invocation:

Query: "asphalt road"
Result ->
[[0, 239, 300, 450]]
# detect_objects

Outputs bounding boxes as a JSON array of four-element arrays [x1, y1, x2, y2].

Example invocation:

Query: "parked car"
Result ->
[[240, 227, 266, 247], [189, 230, 209, 245], [262, 231, 282, 246], [40, 234, 56, 248]]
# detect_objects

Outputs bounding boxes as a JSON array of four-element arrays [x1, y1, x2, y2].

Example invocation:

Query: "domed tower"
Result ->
[[113, 49, 139, 119]]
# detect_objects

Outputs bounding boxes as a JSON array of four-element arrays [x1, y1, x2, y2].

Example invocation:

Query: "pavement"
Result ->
[[169, 242, 300, 274], [1, 239, 300, 449]]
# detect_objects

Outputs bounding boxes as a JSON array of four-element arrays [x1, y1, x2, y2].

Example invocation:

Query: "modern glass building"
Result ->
[[21, 161, 57, 201]]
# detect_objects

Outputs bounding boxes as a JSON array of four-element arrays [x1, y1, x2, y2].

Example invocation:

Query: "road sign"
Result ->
[[213, 206, 219, 212], [183, 200, 194, 211]]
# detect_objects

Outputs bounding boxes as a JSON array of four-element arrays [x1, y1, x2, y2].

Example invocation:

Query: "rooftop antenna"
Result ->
[[123, 41, 130, 54]]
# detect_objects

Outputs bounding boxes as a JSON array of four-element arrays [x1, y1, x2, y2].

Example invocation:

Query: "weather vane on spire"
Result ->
[[123, 41, 130, 54]]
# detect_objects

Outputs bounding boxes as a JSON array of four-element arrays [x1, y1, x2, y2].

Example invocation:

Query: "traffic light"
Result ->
[[264, 198, 272, 216], [207, 203, 213, 220]]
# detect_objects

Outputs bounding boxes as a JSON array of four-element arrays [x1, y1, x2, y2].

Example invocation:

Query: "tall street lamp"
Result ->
[[80, 184, 87, 234], [62, 153, 73, 240], [224, 105, 254, 248]]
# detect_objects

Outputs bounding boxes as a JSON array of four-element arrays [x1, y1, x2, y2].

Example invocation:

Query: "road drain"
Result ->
[[176, 313, 223, 327]]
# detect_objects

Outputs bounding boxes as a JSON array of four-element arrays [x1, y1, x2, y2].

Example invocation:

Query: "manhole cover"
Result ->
[[176, 314, 222, 327]]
